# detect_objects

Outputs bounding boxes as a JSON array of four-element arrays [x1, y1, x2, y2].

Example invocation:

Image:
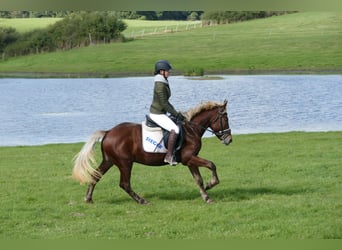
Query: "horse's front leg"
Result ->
[[204, 162, 220, 191], [186, 155, 220, 203], [188, 155, 220, 190]]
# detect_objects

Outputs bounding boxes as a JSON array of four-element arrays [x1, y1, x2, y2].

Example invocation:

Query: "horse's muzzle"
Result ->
[[221, 134, 232, 145]]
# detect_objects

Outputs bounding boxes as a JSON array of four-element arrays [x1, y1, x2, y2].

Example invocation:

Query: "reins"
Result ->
[[185, 107, 231, 140]]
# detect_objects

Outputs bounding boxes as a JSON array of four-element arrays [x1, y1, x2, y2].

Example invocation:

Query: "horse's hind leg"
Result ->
[[117, 160, 149, 204], [85, 160, 113, 203]]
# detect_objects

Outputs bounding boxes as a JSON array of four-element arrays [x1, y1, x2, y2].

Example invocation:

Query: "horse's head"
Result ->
[[185, 100, 232, 145], [209, 99, 232, 145]]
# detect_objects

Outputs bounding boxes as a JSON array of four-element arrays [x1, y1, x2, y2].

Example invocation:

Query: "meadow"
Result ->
[[0, 17, 200, 34], [0, 132, 341, 239], [0, 12, 341, 76], [0, 17, 61, 33]]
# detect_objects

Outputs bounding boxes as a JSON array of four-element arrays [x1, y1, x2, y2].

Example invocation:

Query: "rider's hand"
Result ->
[[177, 112, 186, 122]]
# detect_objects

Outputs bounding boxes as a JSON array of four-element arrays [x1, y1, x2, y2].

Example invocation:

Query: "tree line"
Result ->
[[201, 11, 295, 25], [1, 12, 127, 58], [0, 11, 293, 59], [0, 11, 203, 20], [0, 11, 292, 21]]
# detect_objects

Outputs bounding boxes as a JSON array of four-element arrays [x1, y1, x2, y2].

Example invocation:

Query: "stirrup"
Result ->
[[164, 156, 178, 166]]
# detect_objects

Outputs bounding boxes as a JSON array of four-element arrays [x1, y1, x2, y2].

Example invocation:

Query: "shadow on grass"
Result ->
[[105, 186, 313, 204], [213, 186, 313, 202], [150, 186, 312, 202]]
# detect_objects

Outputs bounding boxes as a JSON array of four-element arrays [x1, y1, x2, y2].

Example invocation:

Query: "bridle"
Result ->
[[187, 106, 231, 141], [208, 107, 231, 140]]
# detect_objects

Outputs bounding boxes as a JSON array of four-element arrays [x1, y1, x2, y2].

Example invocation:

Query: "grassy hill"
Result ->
[[0, 17, 61, 33], [0, 17, 200, 34], [0, 12, 341, 77], [1, 132, 341, 238]]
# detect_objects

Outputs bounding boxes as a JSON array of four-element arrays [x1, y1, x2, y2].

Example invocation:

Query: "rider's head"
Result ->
[[154, 60, 172, 78]]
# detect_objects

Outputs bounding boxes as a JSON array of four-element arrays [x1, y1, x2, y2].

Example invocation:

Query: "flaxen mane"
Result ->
[[184, 101, 224, 121]]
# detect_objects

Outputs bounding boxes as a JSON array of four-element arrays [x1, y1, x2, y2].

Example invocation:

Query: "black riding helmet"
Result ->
[[154, 60, 172, 74]]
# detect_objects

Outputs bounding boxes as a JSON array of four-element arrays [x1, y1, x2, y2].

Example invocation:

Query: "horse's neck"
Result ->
[[190, 110, 212, 136]]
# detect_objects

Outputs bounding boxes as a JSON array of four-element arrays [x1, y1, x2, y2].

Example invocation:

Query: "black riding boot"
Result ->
[[164, 129, 178, 165]]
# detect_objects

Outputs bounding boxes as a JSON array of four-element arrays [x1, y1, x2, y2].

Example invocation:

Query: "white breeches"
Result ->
[[149, 113, 179, 134]]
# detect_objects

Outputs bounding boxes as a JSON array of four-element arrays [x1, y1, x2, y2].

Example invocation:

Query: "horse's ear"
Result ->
[[223, 99, 228, 107]]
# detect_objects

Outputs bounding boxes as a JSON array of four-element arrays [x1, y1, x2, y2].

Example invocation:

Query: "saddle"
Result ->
[[142, 115, 184, 153]]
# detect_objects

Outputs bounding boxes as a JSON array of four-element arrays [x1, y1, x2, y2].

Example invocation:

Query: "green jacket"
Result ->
[[150, 80, 178, 117]]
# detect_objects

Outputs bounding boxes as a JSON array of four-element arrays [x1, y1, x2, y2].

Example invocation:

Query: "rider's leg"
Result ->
[[164, 129, 178, 165], [149, 113, 179, 165]]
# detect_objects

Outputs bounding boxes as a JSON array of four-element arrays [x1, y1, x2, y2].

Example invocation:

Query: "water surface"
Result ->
[[0, 75, 341, 146]]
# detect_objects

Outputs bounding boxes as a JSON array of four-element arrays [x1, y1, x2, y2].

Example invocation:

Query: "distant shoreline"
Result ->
[[0, 69, 340, 79]]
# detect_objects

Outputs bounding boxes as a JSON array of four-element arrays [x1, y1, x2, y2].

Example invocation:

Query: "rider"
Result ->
[[149, 60, 185, 165]]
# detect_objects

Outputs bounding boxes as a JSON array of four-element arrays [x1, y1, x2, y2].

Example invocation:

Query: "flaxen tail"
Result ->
[[72, 130, 106, 184]]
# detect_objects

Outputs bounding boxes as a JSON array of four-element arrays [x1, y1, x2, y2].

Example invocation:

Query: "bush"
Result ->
[[201, 11, 293, 25], [48, 12, 127, 49], [183, 67, 204, 76], [3, 29, 55, 57], [0, 27, 19, 53], [2, 12, 128, 58], [4, 40, 31, 57]]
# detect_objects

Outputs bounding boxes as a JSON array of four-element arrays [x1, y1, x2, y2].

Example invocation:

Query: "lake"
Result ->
[[0, 75, 341, 146]]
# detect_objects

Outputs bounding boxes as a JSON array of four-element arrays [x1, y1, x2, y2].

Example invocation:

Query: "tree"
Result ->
[[188, 12, 200, 21], [200, 11, 290, 25], [0, 27, 19, 53], [2, 12, 128, 58]]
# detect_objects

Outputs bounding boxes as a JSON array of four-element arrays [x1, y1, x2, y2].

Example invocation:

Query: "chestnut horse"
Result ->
[[72, 100, 232, 204]]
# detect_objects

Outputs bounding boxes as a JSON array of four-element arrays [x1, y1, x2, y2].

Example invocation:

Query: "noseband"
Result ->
[[188, 107, 231, 141], [210, 107, 231, 141]]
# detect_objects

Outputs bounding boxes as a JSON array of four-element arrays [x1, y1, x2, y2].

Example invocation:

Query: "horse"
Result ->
[[72, 100, 232, 204]]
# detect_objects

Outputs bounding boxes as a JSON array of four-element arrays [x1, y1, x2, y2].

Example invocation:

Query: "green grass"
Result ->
[[0, 132, 341, 239], [123, 19, 201, 37], [0, 17, 62, 33], [0, 12, 341, 76], [0, 17, 199, 35]]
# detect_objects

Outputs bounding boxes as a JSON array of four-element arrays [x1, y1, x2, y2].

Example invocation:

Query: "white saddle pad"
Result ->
[[141, 122, 167, 153]]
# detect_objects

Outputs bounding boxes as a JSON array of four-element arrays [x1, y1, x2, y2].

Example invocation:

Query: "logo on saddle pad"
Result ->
[[142, 122, 167, 153]]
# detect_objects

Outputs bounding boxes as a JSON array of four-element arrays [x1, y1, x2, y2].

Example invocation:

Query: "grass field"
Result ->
[[0, 12, 341, 76], [123, 19, 202, 37], [0, 132, 341, 239], [0, 17, 200, 35], [0, 17, 61, 33]]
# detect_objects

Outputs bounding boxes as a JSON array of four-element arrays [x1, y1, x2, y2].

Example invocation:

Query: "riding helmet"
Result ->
[[154, 60, 172, 73]]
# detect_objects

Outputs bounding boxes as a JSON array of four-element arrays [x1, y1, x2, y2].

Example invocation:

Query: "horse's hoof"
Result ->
[[206, 198, 214, 204], [139, 199, 150, 205], [84, 198, 94, 204]]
